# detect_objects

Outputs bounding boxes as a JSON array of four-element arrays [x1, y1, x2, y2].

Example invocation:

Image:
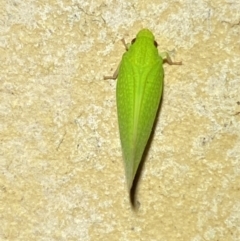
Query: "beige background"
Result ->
[[1, 0, 240, 240]]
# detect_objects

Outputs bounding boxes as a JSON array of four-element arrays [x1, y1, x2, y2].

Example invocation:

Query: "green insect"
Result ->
[[105, 29, 181, 198]]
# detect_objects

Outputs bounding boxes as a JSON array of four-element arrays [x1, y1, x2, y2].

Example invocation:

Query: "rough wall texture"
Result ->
[[1, 0, 240, 240]]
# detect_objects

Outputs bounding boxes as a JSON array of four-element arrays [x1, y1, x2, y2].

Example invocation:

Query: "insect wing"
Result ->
[[117, 52, 163, 190]]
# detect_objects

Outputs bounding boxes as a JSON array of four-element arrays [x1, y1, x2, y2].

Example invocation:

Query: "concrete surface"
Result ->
[[1, 0, 240, 240]]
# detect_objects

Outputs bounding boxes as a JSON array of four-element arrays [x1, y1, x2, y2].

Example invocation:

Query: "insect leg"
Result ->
[[160, 52, 182, 65]]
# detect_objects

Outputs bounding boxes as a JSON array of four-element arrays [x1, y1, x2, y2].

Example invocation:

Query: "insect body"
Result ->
[[105, 29, 181, 194]]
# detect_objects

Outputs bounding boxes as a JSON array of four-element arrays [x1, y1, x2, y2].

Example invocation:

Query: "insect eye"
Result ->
[[154, 41, 158, 48], [131, 38, 136, 45]]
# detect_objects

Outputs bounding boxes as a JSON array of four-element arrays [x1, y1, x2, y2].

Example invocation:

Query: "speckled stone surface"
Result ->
[[1, 1, 240, 240]]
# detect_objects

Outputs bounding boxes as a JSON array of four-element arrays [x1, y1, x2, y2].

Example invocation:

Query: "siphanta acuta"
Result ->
[[104, 29, 182, 196]]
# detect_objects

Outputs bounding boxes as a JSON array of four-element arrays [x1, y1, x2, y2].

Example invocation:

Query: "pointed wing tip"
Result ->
[[126, 177, 133, 191], [127, 183, 133, 193]]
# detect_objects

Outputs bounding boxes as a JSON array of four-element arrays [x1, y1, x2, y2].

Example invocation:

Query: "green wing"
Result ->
[[116, 53, 163, 191]]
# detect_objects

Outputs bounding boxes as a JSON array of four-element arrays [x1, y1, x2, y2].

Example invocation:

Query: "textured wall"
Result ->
[[1, 0, 240, 240]]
